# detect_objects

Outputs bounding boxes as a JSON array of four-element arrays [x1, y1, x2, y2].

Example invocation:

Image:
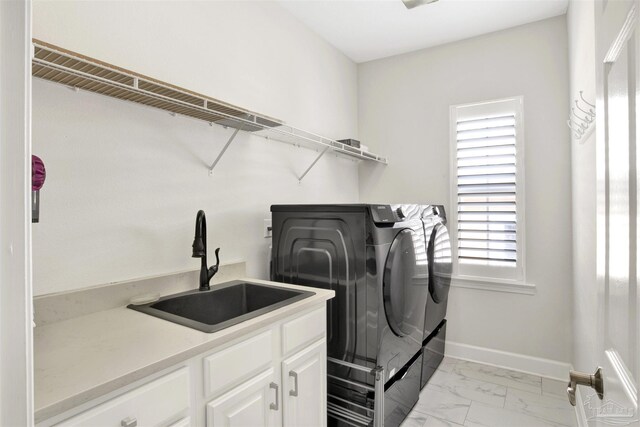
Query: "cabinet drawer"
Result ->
[[282, 307, 326, 356], [55, 367, 189, 427], [204, 330, 273, 397]]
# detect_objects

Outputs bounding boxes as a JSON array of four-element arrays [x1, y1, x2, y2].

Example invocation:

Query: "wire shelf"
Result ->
[[31, 39, 388, 166]]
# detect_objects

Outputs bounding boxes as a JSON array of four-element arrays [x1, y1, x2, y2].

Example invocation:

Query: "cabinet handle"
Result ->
[[121, 417, 137, 427], [289, 371, 299, 397], [269, 382, 279, 410]]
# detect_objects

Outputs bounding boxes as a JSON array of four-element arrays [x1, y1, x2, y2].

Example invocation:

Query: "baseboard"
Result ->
[[445, 340, 572, 381]]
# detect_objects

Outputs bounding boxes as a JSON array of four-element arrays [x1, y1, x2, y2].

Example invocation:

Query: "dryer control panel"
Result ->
[[370, 205, 398, 224]]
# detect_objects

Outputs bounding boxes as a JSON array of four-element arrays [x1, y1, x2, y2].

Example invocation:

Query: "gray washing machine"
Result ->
[[420, 205, 452, 388], [270, 204, 430, 427]]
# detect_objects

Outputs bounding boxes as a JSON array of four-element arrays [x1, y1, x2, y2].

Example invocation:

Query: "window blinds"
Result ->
[[455, 114, 517, 266]]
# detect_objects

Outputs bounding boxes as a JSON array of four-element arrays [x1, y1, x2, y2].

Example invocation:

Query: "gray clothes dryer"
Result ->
[[420, 205, 452, 389], [270, 204, 430, 427]]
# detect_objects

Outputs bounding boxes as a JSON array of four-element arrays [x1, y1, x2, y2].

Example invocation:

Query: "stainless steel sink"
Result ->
[[128, 280, 314, 333]]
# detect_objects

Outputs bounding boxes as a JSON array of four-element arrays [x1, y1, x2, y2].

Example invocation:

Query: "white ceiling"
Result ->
[[277, 0, 569, 63]]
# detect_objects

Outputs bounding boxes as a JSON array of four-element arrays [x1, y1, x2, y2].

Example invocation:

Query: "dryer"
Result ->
[[270, 204, 429, 427], [420, 205, 452, 388]]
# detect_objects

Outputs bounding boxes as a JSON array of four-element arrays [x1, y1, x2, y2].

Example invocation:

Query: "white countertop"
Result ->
[[34, 278, 334, 423]]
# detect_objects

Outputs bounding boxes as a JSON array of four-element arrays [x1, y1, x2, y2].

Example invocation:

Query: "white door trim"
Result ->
[[0, 0, 34, 424]]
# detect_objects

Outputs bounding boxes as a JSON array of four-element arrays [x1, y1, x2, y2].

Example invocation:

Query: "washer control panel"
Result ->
[[370, 205, 398, 224]]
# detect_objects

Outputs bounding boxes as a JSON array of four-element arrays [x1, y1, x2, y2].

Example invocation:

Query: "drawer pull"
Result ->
[[289, 371, 299, 397], [269, 382, 279, 411], [121, 417, 137, 427]]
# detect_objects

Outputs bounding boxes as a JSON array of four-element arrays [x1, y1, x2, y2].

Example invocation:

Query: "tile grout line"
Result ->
[[423, 359, 574, 427], [461, 399, 472, 426], [436, 358, 471, 427], [504, 384, 578, 427], [503, 387, 508, 408], [452, 372, 540, 397], [450, 359, 546, 396]]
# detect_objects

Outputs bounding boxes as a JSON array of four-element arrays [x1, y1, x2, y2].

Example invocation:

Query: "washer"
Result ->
[[270, 204, 429, 427], [420, 205, 452, 388]]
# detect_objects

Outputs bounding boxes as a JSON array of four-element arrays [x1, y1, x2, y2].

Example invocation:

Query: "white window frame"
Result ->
[[449, 96, 532, 294]]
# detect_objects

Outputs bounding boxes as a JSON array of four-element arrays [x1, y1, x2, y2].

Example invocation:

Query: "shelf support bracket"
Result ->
[[298, 147, 329, 183], [209, 123, 245, 175]]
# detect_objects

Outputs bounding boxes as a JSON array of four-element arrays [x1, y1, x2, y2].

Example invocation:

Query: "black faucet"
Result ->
[[192, 210, 220, 291]]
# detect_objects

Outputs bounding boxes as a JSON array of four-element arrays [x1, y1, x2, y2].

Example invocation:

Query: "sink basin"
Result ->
[[128, 280, 314, 333]]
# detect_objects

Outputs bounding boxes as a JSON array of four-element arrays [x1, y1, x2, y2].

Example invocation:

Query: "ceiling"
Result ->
[[277, 0, 569, 63]]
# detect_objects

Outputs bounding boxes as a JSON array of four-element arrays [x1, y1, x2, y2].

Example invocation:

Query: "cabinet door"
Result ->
[[206, 368, 280, 427], [282, 339, 326, 427]]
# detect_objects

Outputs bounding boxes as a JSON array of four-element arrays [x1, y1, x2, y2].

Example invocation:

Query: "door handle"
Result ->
[[567, 367, 604, 406], [289, 371, 298, 397], [269, 382, 279, 410]]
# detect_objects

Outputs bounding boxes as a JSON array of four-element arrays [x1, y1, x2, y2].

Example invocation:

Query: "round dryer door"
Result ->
[[383, 228, 417, 337], [428, 224, 452, 304]]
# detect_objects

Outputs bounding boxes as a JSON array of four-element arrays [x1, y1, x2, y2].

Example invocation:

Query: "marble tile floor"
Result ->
[[400, 358, 576, 427]]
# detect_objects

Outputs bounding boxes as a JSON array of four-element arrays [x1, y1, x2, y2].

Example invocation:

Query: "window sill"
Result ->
[[450, 275, 536, 295]]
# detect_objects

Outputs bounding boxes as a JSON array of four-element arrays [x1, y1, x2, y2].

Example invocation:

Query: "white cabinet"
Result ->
[[206, 368, 280, 427], [43, 305, 327, 427], [281, 308, 325, 355], [205, 338, 327, 427], [202, 306, 327, 427], [54, 368, 190, 427], [282, 340, 327, 427], [203, 330, 273, 398]]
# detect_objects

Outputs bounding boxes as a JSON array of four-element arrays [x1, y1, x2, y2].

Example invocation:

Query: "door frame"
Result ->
[[0, 0, 34, 424]]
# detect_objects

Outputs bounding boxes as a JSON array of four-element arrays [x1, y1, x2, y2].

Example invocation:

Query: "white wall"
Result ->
[[32, 0, 360, 295], [358, 17, 573, 365], [567, 0, 597, 373]]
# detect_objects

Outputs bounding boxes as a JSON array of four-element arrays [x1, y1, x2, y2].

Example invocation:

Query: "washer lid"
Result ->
[[428, 223, 452, 304], [383, 228, 417, 337]]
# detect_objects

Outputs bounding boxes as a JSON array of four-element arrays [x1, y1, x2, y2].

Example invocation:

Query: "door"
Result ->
[[382, 215, 430, 347], [281, 339, 326, 427], [383, 228, 419, 337], [206, 368, 280, 427], [423, 220, 452, 338], [586, 0, 640, 424]]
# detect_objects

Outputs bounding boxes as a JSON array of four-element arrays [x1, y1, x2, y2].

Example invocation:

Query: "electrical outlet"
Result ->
[[264, 219, 272, 238]]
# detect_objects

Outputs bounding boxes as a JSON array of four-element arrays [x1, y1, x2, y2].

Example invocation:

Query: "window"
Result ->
[[450, 97, 525, 283]]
